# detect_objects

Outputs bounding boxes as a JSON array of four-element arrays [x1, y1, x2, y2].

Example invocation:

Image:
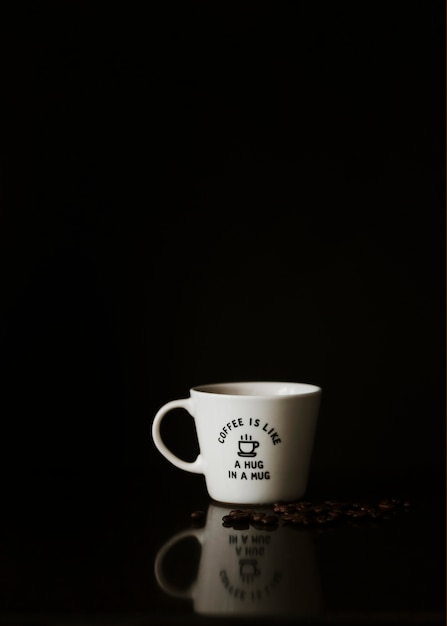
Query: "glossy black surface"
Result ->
[[1, 3, 444, 625], [1, 465, 444, 625]]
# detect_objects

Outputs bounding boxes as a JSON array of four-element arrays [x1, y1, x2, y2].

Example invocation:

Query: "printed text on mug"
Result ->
[[217, 418, 282, 446]]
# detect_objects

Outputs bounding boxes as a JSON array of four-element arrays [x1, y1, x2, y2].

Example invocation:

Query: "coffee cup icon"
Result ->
[[238, 435, 259, 457], [239, 558, 261, 582]]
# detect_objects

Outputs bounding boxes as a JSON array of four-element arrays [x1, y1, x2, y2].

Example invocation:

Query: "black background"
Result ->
[[0, 2, 445, 497]]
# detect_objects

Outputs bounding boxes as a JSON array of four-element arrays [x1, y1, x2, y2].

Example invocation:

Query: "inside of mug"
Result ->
[[192, 382, 320, 397]]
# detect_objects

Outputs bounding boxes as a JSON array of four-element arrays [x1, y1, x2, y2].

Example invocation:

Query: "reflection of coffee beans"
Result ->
[[216, 497, 412, 530], [221, 509, 279, 530], [190, 510, 206, 526]]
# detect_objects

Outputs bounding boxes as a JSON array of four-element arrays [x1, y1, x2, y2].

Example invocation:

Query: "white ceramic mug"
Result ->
[[154, 503, 322, 618], [152, 381, 322, 504]]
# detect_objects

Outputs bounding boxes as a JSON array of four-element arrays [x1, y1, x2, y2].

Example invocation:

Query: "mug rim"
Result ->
[[190, 381, 322, 398]]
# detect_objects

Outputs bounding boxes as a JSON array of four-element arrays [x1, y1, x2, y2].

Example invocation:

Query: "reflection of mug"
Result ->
[[155, 504, 322, 618], [152, 381, 322, 504]]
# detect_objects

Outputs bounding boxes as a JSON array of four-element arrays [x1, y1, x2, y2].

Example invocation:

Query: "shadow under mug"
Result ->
[[154, 503, 322, 618], [152, 381, 322, 504]]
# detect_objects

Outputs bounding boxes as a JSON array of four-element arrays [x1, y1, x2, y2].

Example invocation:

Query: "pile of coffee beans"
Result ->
[[216, 497, 412, 530], [222, 509, 279, 530], [272, 497, 411, 527]]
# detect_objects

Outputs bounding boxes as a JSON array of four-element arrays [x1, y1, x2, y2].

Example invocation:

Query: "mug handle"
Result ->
[[154, 527, 204, 599], [152, 398, 204, 474]]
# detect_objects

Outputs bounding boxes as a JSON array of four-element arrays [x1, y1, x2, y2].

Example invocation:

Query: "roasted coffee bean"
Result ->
[[190, 510, 205, 521], [231, 512, 251, 522], [191, 510, 206, 527], [261, 515, 279, 525], [312, 505, 326, 514], [347, 509, 368, 519], [360, 504, 382, 518], [294, 501, 314, 511], [230, 508, 250, 516], [262, 524, 279, 531], [273, 503, 294, 513], [281, 512, 299, 520], [378, 499, 395, 511], [282, 512, 309, 525]]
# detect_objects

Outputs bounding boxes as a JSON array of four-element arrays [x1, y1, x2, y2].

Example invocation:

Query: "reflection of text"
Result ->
[[221, 534, 282, 599], [230, 534, 271, 545], [219, 569, 282, 601], [230, 533, 271, 557], [219, 570, 246, 599]]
